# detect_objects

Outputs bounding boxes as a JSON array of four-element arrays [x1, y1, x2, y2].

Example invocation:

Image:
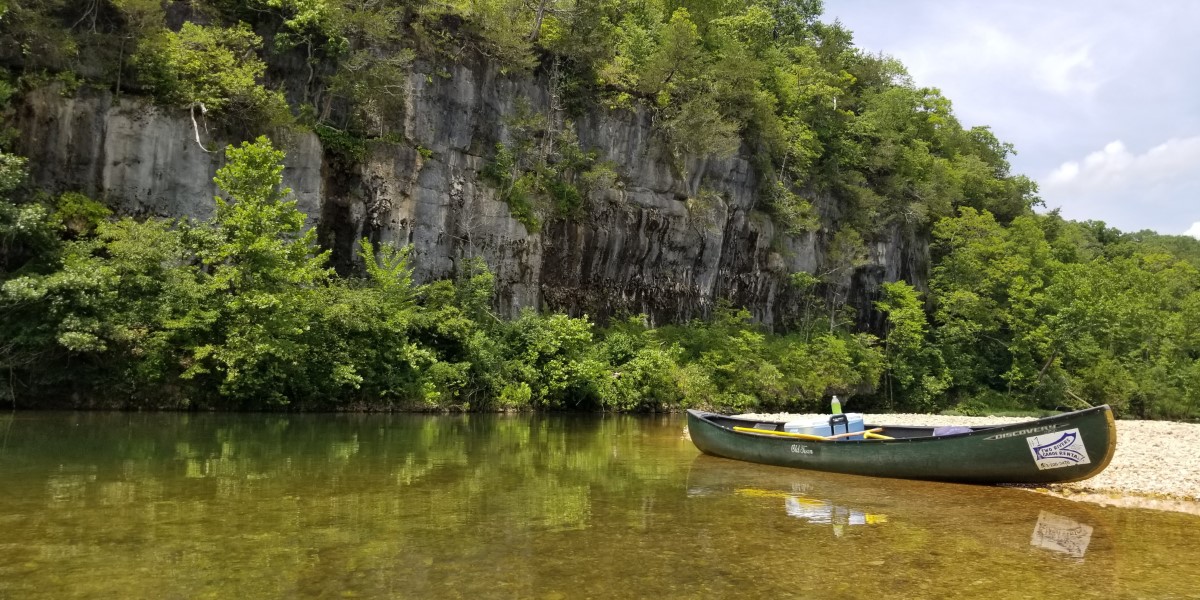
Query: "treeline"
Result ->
[[2, 135, 1198, 418], [1, 1, 1199, 418], [927, 211, 1200, 420]]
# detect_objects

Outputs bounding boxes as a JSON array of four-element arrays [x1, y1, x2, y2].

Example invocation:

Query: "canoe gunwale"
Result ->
[[688, 405, 1113, 443]]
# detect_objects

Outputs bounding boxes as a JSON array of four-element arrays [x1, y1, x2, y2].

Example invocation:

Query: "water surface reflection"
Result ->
[[687, 455, 1106, 560], [0, 412, 1196, 599], [1031, 511, 1092, 558]]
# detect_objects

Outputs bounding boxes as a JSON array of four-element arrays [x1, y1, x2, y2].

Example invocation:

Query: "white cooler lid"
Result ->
[[784, 413, 863, 428]]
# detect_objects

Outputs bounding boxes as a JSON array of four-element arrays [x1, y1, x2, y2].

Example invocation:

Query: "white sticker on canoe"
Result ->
[[1026, 428, 1091, 470]]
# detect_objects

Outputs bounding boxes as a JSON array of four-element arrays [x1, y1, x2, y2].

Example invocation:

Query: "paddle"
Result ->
[[732, 426, 885, 440], [733, 426, 826, 440]]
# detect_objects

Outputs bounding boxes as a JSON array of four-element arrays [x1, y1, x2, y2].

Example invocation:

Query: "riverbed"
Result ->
[[1, 412, 1198, 599]]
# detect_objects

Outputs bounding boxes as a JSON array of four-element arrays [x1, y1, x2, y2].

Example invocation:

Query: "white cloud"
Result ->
[[1186, 223, 1200, 239], [1033, 44, 1099, 96], [892, 16, 1103, 102], [1045, 137, 1200, 190], [1040, 136, 1200, 231]]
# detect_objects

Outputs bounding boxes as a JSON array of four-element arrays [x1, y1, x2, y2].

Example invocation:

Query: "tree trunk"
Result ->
[[190, 103, 212, 153], [528, 0, 549, 42], [1034, 348, 1059, 384]]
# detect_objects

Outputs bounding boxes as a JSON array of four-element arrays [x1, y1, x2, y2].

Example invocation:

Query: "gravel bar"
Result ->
[[737, 412, 1200, 511]]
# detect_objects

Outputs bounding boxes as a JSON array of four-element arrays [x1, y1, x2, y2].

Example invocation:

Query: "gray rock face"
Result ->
[[12, 61, 927, 329], [13, 86, 324, 228]]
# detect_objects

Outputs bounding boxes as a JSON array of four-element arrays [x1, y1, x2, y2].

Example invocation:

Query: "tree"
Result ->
[[637, 8, 704, 99], [931, 208, 1059, 402], [439, 0, 539, 70], [875, 280, 949, 411], [255, 0, 414, 134], [206, 136, 329, 291], [0, 152, 57, 275], [109, 0, 166, 92], [184, 136, 331, 404], [0, 0, 79, 72], [132, 22, 289, 150], [820, 228, 868, 331], [1046, 250, 1200, 418]]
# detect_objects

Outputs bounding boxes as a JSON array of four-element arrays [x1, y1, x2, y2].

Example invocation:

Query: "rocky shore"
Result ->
[[737, 412, 1200, 513]]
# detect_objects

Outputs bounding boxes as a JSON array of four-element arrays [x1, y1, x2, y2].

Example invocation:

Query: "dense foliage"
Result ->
[[1, 1, 1199, 418], [928, 210, 1200, 420]]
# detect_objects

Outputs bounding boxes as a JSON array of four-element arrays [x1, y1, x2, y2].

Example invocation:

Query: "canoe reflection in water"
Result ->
[[687, 455, 1102, 560], [731, 487, 887, 537]]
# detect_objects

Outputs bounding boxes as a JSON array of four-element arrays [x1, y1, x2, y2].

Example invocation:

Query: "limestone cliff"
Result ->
[[11, 59, 927, 329]]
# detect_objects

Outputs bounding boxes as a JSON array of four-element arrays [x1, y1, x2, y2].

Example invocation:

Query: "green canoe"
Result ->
[[685, 405, 1117, 484]]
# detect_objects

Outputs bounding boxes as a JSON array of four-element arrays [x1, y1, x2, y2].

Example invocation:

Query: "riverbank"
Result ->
[[737, 411, 1200, 514]]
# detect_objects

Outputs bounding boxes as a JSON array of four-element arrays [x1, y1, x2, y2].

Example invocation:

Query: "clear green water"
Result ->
[[0, 412, 1197, 599]]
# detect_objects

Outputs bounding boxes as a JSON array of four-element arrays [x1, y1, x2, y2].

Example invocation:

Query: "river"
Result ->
[[0, 412, 1196, 598]]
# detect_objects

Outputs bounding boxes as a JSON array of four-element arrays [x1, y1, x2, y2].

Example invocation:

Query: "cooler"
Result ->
[[784, 413, 865, 440]]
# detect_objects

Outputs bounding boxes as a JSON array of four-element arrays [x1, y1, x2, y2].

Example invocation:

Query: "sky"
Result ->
[[823, 0, 1200, 238]]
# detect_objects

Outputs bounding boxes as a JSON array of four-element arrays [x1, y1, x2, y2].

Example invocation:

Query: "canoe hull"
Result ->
[[686, 406, 1117, 484]]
